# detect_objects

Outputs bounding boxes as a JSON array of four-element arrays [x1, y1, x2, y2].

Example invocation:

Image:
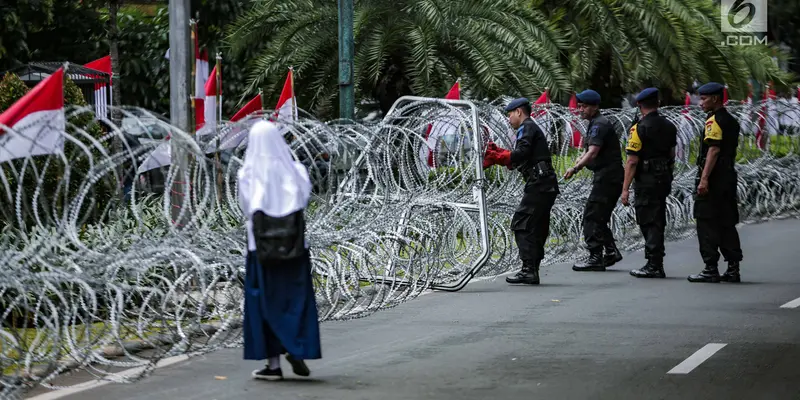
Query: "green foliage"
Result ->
[[227, 0, 793, 114], [534, 0, 792, 105], [226, 0, 570, 117], [112, 7, 170, 115], [109, 2, 248, 116], [0, 0, 105, 72], [0, 72, 31, 111]]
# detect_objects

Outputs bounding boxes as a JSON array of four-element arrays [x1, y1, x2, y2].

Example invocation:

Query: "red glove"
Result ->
[[495, 149, 511, 168], [482, 149, 497, 169]]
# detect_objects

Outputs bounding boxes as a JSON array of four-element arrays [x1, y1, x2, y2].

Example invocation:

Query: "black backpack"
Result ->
[[251, 209, 306, 263]]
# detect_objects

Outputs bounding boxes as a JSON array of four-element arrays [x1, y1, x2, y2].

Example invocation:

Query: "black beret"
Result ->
[[697, 82, 725, 96], [635, 87, 659, 103], [504, 97, 530, 112], [576, 89, 601, 105]]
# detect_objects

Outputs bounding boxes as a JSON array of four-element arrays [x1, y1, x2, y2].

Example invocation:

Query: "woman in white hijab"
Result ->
[[238, 120, 321, 381]]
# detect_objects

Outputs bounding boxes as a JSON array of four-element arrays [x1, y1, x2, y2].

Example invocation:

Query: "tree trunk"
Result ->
[[590, 51, 624, 109], [373, 64, 413, 116]]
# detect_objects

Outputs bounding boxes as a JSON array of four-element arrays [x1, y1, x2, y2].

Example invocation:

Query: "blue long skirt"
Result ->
[[243, 250, 322, 360]]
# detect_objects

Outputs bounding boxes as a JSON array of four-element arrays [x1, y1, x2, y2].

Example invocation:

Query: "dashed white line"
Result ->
[[779, 297, 800, 309], [667, 343, 727, 375]]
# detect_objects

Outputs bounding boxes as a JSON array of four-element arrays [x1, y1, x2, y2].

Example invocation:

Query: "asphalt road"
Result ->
[[37, 218, 800, 400]]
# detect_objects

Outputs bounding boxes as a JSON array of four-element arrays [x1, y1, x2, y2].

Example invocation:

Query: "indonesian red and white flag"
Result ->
[[531, 90, 551, 137], [566, 93, 581, 148], [420, 80, 461, 167], [0, 68, 65, 163], [273, 69, 296, 125], [204, 93, 263, 153], [232, 94, 263, 123], [165, 33, 210, 131], [201, 65, 220, 131], [194, 37, 209, 131], [84, 55, 112, 118]]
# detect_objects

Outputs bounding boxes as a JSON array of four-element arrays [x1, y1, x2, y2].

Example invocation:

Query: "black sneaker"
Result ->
[[286, 354, 310, 377], [252, 367, 283, 381]]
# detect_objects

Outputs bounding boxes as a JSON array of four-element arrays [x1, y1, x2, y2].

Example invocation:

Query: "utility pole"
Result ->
[[169, 0, 192, 227], [337, 0, 354, 120]]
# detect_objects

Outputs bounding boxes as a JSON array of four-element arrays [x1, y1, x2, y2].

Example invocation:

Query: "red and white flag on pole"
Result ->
[[421, 80, 461, 167], [194, 35, 210, 131], [723, 85, 729, 105], [167, 28, 209, 131], [203, 93, 263, 153], [273, 68, 296, 125], [231, 94, 263, 122], [0, 67, 66, 163], [202, 65, 220, 131], [83, 55, 112, 117], [531, 90, 551, 136], [566, 93, 581, 148]]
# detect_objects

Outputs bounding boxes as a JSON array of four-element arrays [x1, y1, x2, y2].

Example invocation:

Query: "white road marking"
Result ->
[[779, 297, 800, 309], [26, 354, 190, 400], [667, 343, 727, 375]]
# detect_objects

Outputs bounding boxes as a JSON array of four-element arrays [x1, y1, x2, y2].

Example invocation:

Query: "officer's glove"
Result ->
[[482, 149, 498, 169], [494, 149, 512, 168]]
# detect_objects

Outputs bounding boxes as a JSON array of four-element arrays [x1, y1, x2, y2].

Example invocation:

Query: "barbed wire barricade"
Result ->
[[0, 98, 799, 397]]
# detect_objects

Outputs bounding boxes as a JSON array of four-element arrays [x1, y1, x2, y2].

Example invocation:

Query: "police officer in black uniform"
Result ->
[[484, 97, 559, 285], [688, 82, 743, 283], [564, 90, 624, 271], [621, 88, 677, 278]]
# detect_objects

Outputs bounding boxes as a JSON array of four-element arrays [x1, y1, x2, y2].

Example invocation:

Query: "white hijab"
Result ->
[[237, 120, 311, 251]]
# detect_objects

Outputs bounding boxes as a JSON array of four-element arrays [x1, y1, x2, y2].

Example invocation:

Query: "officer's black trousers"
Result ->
[[696, 218, 742, 266], [511, 192, 557, 268], [583, 180, 622, 253], [693, 174, 743, 266], [634, 194, 668, 263]]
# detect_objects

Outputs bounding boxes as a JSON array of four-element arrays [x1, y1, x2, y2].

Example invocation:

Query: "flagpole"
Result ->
[[214, 52, 223, 206], [289, 66, 297, 121], [215, 52, 222, 133], [190, 18, 198, 136]]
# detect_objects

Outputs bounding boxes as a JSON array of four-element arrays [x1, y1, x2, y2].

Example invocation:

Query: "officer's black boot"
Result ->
[[603, 243, 623, 267], [720, 261, 741, 283], [687, 265, 720, 283], [572, 250, 606, 272], [506, 262, 540, 285], [630, 259, 666, 279]]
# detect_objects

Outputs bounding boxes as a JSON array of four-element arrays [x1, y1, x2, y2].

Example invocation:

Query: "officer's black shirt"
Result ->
[[510, 118, 559, 194], [583, 113, 623, 178], [625, 110, 677, 161], [697, 107, 739, 175]]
